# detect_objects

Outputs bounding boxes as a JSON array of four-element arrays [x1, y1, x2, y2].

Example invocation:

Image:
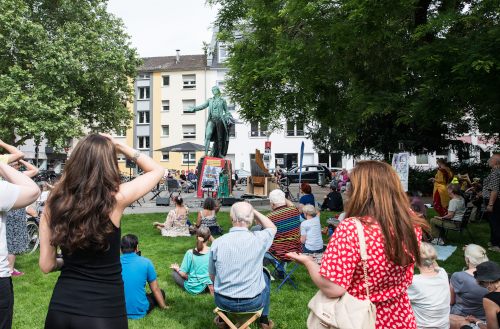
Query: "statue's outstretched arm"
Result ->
[[186, 100, 209, 113]]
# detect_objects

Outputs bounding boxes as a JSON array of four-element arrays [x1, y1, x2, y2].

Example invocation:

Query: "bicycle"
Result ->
[[26, 216, 40, 254]]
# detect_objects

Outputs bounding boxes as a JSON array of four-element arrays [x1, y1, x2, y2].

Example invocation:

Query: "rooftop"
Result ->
[[139, 54, 207, 72]]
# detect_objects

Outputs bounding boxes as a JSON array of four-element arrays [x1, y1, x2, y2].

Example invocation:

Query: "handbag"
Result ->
[[307, 219, 376, 329]]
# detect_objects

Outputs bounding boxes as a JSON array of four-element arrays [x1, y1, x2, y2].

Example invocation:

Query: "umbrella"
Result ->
[[156, 142, 205, 171]]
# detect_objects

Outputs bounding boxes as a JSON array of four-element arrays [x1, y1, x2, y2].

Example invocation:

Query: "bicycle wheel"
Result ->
[[26, 221, 40, 254]]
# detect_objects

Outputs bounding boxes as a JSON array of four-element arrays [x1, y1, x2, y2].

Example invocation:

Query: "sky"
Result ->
[[106, 0, 219, 58]]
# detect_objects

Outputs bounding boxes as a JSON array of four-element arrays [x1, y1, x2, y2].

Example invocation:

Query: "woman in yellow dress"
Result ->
[[431, 158, 453, 216]]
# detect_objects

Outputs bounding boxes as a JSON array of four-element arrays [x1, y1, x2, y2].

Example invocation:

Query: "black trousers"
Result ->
[[44, 310, 128, 329], [146, 289, 166, 314], [0, 277, 13, 329], [488, 199, 500, 247]]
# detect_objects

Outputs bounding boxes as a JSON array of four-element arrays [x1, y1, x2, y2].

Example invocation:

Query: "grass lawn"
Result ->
[[12, 210, 500, 329]]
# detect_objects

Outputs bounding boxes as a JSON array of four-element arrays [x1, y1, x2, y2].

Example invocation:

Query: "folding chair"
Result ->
[[437, 206, 475, 243], [264, 253, 299, 291], [213, 307, 263, 329]]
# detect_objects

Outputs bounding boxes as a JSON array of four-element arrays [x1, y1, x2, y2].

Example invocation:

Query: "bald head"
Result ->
[[230, 202, 254, 226]]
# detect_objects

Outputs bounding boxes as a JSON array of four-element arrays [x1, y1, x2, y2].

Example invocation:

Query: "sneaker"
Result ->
[[11, 269, 24, 277], [431, 238, 444, 246], [488, 246, 500, 253], [260, 320, 274, 329]]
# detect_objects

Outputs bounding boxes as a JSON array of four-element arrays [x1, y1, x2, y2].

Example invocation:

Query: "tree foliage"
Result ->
[[0, 0, 140, 147], [209, 0, 500, 157]]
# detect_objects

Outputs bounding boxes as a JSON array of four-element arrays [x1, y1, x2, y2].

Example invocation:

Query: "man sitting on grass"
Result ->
[[209, 202, 277, 329], [120, 234, 167, 319]]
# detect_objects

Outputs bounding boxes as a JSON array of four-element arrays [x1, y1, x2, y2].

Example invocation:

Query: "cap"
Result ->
[[474, 261, 500, 282]]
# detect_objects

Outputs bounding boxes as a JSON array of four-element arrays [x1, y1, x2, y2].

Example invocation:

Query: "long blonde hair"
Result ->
[[346, 161, 427, 266]]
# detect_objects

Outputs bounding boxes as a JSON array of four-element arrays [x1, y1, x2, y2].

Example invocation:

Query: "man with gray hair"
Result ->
[[209, 202, 276, 329]]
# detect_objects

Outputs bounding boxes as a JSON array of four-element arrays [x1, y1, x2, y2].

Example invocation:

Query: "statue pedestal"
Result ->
[[196, 156, 232, 199]]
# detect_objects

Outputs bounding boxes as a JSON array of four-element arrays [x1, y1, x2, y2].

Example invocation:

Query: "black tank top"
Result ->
[[48, 225, 126, 317]]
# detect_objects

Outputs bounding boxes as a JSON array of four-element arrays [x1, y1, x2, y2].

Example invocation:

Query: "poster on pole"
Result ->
[[392, 152, 409, 192]]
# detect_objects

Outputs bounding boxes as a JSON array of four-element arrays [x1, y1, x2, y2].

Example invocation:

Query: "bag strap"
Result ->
[[354, 219, 371, 299]]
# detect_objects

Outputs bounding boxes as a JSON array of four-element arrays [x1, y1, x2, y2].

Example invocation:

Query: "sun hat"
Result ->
[[474, 261, 500, 282]]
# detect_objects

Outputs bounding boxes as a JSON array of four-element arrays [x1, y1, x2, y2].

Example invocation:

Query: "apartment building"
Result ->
[[116, 52, 213, 173]]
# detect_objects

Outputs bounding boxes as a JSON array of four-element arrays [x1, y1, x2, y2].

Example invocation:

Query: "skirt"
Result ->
[[6, 208, 28, 254]]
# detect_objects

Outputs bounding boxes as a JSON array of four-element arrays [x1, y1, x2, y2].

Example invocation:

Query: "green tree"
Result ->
[[209, 0, 500, 158], [0, 0, 140, 147]]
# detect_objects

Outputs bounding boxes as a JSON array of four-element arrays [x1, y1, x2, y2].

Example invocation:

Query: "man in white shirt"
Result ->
[[0, 161, 40, 329]]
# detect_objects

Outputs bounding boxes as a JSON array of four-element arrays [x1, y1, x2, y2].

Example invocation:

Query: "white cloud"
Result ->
[[107, 0, 218, 57]]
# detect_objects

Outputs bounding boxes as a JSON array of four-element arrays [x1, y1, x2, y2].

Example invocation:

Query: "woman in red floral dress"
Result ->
[[287, 161, 427, 329]]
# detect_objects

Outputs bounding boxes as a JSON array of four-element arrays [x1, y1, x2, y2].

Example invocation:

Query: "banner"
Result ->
[[392, 152, 409, 192]]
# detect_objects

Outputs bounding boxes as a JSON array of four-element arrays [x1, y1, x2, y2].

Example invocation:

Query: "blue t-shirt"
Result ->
[[121, 253, 157, 319], [299, 193, 315, 206], [180, 249, 213, 295]]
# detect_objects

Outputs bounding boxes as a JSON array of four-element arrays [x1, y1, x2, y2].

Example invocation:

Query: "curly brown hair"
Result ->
[[46, 134, 121, 254]]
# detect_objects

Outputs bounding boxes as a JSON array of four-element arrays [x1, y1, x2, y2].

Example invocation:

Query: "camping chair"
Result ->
[[213, 308, 263, 329], [264, 252, 299, 291], [437, 206, 475, 243], [166, 179, 182, 200], [149, 181, 167, 201]]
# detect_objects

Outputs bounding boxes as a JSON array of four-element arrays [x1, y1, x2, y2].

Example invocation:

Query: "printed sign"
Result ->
[[392, 152, 410, 192]]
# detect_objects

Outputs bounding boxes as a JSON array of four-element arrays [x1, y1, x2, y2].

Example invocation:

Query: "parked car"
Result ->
[[282, 165, 331, 186], [235, 169, 251, 185]]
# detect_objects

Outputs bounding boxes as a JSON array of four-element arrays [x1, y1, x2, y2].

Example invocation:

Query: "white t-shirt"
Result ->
[[448, 197, 466, 222], [300, 216, 323, 251], [0, 181, 21, 277], [408, 268, 450, 329]]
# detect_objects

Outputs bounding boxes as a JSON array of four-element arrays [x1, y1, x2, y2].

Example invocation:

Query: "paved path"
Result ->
[[123, 183, 333, 215]]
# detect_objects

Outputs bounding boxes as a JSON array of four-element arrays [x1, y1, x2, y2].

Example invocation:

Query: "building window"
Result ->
[[137, 111, 150, 124], [117, 156, 126, 162], [218, 43, 229, 63], [162, 75, 170, 86], [182, 125, 196, 139], [182, 74, 196, 89], [229, 124, 236, 138], [137, 136, 150, 150], [138, 87, 150, 100], [161, 125, 169, 137], [137, 73, 150, 80], [161, 153, 169, 161], [182, 99, 196, 114], [162, 100, 170, 111], [286, 121, 305, 137], [250, 122, 268, 137], [183, 152, 196, 165], [416, 154, 429, 165]]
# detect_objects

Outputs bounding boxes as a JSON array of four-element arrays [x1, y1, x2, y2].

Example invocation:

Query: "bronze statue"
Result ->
[[186, 86, 234, 158]]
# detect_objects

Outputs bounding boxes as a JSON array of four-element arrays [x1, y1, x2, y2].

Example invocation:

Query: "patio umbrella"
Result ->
[[156, 142, 205, 171]]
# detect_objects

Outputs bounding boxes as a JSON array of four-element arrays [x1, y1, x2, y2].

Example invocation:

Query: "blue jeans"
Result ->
[[214, 271, 271, 317], [302, 244, 324, 254]]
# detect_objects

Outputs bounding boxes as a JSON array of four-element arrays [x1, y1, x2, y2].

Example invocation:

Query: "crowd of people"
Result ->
[[0, 134, 499, 329]]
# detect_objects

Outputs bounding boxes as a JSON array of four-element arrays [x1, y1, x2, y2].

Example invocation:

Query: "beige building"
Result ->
[[117, 52, 214, 173]]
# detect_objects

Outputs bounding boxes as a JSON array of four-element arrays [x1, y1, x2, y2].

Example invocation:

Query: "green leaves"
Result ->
[[0, 0, 139, 147], [211, 0, 499, 157]]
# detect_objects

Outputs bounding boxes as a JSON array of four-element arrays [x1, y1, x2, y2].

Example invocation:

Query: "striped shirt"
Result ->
[[268, 205, 302, 259], [209, 227, 274, 298]]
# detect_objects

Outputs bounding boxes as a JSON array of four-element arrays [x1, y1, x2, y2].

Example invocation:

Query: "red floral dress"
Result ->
[[319, 217, 422, 329]]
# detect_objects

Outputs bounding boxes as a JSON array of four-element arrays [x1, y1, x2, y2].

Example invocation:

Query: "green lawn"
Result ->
[[12, 210, 500, 329]]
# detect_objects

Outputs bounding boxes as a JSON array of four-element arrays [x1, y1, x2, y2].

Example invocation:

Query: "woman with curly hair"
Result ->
[[39, 134, 164, 329]]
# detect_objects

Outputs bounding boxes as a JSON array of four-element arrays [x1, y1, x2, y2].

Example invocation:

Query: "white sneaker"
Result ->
[[431, 238, 444, 246]]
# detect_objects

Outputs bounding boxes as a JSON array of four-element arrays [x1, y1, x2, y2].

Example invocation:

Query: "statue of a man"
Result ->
[[186, 86, 233, 158]]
